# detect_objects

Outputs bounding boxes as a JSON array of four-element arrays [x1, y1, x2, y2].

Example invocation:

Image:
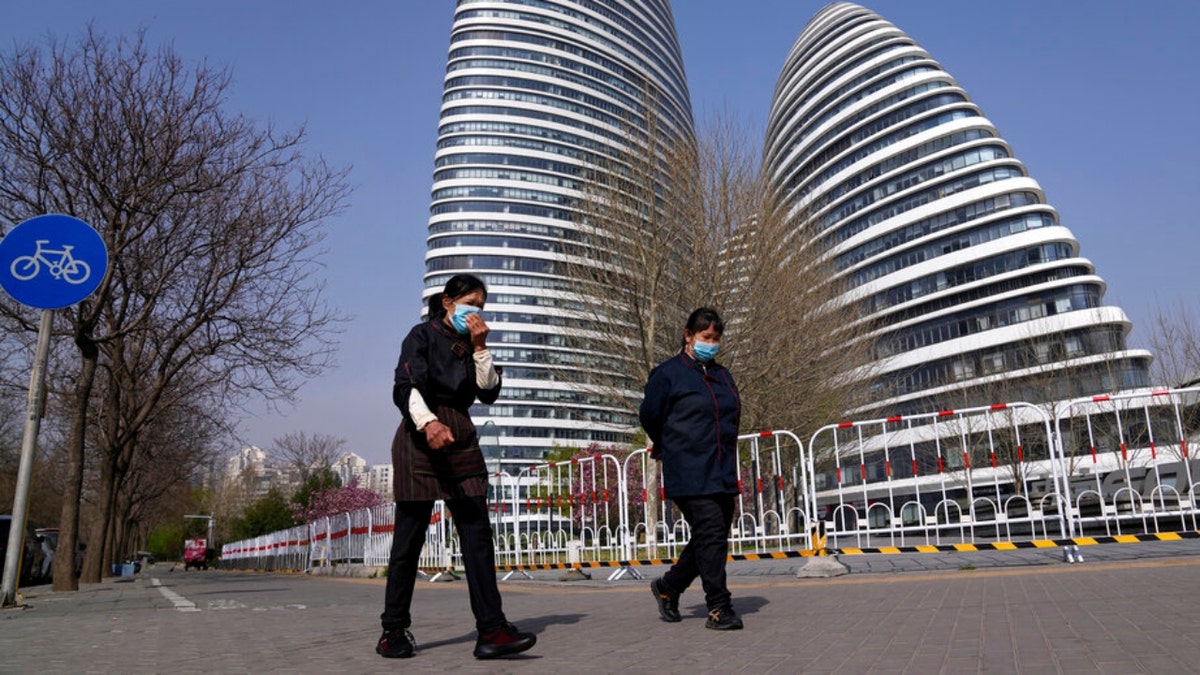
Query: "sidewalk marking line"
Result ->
[[150, 578, 200, 612]]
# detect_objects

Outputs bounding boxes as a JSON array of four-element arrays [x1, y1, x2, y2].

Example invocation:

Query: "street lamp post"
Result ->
[[479, 420, 499, 474], [478, 421, 501, 532]]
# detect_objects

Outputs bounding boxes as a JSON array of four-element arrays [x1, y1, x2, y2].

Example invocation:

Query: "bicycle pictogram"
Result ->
[[10, 239, 92, 285]]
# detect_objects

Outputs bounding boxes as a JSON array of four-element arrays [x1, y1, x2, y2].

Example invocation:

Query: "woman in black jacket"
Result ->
[[640, 307, 744, 630], [376, 274, 536, 660]]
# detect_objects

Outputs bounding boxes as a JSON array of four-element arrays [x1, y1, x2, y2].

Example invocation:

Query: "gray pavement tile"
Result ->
[[1008, 666, 1058, 675], [5, 541, 1200, 673]]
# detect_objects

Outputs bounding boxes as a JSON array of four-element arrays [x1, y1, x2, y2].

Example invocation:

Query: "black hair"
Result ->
[[683, 307, 724, 345], [427, 273, 488, 320]]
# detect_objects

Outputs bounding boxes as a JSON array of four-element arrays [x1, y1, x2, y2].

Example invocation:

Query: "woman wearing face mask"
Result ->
[[376, 273, 536, 660], [640, 307, 743, 631]]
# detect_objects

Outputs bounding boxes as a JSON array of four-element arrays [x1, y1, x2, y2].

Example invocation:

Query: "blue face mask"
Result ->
[[692, 339, 719, 362], [450, 304, 480, 334]]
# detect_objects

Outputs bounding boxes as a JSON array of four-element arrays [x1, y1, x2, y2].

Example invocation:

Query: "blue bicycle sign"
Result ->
[[0, 214, 107, 309], [10, 239, 93, 284]]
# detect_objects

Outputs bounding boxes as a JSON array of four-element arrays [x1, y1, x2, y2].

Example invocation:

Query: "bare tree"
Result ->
[[0, 341, 71, 531], [0, 390, 22, 499], [558, 87, 698, 547], [563, 100, 878, 548], [567, 103, 876, 432], [210, 464, 262, 544], [0, 28, 350, 589], [82, 361, 228, 578], [703, 139, 876, 437], [561, 90, 695, 416], [271, 431, 346, 486], [1146, 297, 1200, 388]]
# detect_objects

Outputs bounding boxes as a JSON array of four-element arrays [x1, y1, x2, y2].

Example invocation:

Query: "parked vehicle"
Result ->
[[0, 515, 44, 586], [34, 528, 86, 581], [183, 537, 210, 570]]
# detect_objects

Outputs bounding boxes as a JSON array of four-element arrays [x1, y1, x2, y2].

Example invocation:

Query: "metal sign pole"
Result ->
[[2, 310, 54, 607], [0, 214, 107, 606]]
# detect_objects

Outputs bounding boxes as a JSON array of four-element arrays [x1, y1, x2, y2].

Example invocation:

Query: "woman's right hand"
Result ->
[[465, 311, 490, 352], [424, 420, 455, 450]]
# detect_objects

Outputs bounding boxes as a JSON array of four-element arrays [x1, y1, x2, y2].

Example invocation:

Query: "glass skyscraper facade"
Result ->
[[424, 0, 693, 460], [763, 2, 1151, 415], [422, 1, 1153, 455]]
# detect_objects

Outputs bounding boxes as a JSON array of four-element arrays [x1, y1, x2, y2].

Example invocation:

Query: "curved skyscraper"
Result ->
[[425, 1, 693, 460], [764, 2, 1150, 415]]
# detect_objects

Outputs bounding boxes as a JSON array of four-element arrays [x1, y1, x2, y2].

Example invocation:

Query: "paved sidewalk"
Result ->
[[4, 540, 1200, 673]]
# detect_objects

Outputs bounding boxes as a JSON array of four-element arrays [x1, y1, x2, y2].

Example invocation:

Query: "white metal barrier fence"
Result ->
[[807, 402, 1067, 551], [221, 524, 309, 571], [363, 503, 393, 568], [1054, 388, 1200, 537], [220, 391, 1200, 572], [220, 429, 812, 572], [731, 430, 812, 554], [492, 451, 628, 570]]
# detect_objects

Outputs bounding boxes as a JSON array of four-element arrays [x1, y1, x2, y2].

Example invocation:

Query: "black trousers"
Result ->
[[662, 493, 736, 611], [380, 496, 506, 633]]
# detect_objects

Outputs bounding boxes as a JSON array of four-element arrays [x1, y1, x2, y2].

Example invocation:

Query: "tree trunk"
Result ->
[[112, 488, 134, 566], [104, 500, 118, 573], [79, 449, 119, 582], [83, 432, 139, 581], [52, 348, 97, 592]]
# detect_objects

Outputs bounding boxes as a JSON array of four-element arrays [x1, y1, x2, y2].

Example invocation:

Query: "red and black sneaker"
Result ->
[[473, 622, 537, 659], [376, 628, 416, 658]]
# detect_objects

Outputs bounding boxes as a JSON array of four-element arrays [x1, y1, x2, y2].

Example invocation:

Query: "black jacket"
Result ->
[[393, 318, 502, 420], [389, 318, 502, 501], [639, 351, 741, 498]]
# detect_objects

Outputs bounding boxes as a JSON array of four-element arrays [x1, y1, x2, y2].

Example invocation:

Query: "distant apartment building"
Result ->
[[226, 446, 267, 477], [367, 464, 394, 499], [224, 446, 291, 499], [332, 452, 369, 488]]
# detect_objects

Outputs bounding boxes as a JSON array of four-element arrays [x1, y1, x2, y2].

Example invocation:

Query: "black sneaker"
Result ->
[[705, 606, 743, 631], [376, 628, 416, 658], [650, 578, 681, 622], [474, 622, 536, 659]]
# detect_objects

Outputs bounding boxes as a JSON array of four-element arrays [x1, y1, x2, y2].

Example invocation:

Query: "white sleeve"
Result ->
[[474, 348, 501, 389], [407, 388, 439, 431]]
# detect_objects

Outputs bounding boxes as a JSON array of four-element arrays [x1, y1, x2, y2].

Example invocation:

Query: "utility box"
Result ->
[[111, 563, 136, 577]]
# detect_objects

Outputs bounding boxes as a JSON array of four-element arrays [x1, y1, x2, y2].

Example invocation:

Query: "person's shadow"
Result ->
[[413, 613, 585, 658]]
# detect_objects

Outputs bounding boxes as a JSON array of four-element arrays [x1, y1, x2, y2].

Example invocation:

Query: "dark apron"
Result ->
[[391, 404, 489, 502]]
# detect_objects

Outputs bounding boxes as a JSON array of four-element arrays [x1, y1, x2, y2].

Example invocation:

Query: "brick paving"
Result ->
[[4, 540, 1200, 673]]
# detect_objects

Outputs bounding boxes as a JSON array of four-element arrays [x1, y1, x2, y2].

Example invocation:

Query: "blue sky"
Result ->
[[6, 1, 1199, 465]]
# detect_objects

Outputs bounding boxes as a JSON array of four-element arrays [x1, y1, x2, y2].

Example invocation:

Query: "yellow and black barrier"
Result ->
[[837, 530, 1200, 556], [494, 530, 1200, 572]]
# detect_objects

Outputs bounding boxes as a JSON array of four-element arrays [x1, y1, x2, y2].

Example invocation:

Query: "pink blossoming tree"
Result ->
[[290, 476, 384, 523]]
